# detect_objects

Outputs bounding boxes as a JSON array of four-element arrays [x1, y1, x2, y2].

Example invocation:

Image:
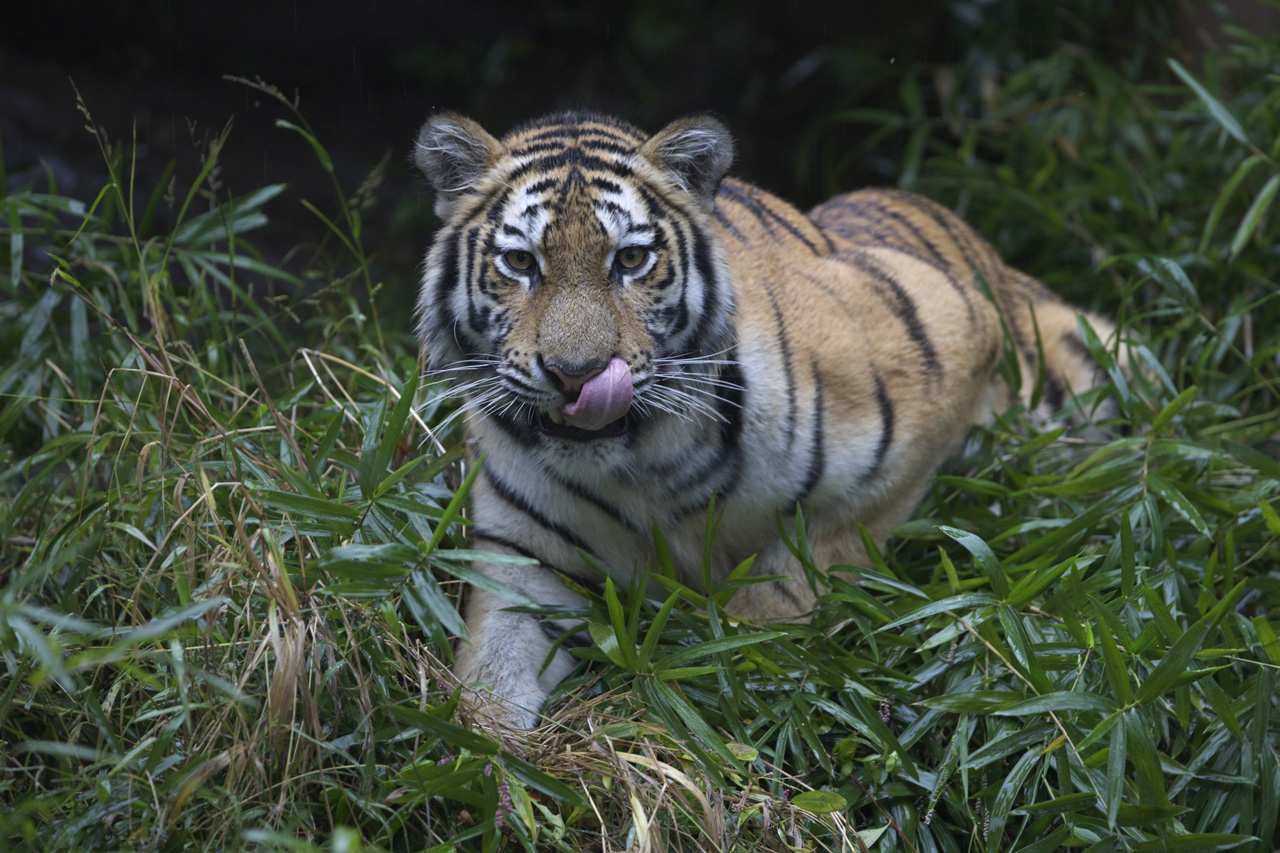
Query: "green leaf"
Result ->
[[1253, 616, 1280, 666], [501, 753, 588, 808], [424, 454, 483, 556], [876, 592, 1001, 633], [789, 790, 847, 814], [371, 373, 419, 484], [1130, 834, 1256, 852], [1168, 59, 1249, 145], [651, 631, 786, 671], [644, 677, 743, 774], [1229, 173, 1280, 259], [1198, 155, 1261, 254], [962, 722, 1056, 771], [405, 569, 467, 638], [997, 604, 1051, 692], [1007, 556, 1076, 610], [1105, 714, 1127, 827], [588, 621, 629, 670], [987, 750, 1041, 853], [256, 489, 361, 523], [1147, 257, 1201, 310], [386, 706, 498, 755], [653, 665, 723, 679], [1146, 473, 1211, 538], [602, 577, 638, 671], [921, 690, 1022, 713], [1149, 386, 1198, 435], [993, 691, 1118, 716], [939, 526, 1009, 598], [318, 543, 420, 579], [1135, 617, 1211, 704]]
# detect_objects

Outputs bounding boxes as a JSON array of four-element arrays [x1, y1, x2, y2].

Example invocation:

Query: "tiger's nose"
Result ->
[[540, 355, 606, 394]]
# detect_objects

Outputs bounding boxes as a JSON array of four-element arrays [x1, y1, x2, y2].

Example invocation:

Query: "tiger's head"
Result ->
[[413, 111, 737, 445]]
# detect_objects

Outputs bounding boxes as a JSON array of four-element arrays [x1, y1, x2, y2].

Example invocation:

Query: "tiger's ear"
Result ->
[[640, 115, 734, 210], [414, 113, 502, 218]]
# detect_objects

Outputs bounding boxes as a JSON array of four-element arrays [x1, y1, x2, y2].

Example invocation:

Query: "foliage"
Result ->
[[3, 17, 1280, 853]]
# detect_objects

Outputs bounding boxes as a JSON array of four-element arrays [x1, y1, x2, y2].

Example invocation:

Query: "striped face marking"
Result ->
[[416, 112, 737, 451]]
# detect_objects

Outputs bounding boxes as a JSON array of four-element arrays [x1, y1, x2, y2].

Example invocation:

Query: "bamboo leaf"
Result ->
[[603, 577, 638, 671], [651, 631, 786, 671], [1135, 618, 1211, 704], [1106, 715, 1127, 827], [1169, 59, 1249, 145], [940, 526, 1009, 598], [994, 691, 1118, 716], [987, 750, 1041, 853], [1229, 173, 1280, 259], [1146, 473, 1211, 538], [1198, 155, 1261, 254], [876, 592, 1001, 633]]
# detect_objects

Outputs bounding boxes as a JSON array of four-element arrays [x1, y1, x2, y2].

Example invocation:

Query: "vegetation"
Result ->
[[3, 17, 1280, 853]]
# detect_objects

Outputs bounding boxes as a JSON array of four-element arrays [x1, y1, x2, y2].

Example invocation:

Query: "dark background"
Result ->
[[0, 0, 1267, 303]]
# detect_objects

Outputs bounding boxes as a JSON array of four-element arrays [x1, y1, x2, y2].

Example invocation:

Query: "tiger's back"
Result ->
[[412, 111, 1117, 729]]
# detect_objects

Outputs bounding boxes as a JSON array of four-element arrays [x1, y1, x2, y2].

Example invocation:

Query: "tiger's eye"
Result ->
[[505, 250, 536, 272], [616, 247, 648, 270]]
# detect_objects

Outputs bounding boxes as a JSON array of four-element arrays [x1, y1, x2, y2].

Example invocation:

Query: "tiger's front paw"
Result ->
[[459, 683, 542, 733]]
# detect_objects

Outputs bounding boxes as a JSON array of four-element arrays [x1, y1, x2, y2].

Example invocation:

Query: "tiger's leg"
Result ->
[[453, 555, 584, 730], [726, 478, 936, 623]]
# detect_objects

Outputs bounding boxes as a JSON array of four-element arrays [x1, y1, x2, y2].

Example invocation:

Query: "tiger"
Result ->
[[412, 110, 1120, 731]]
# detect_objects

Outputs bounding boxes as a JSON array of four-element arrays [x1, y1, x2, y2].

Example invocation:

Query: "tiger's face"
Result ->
[[414, 112, 737, 447]]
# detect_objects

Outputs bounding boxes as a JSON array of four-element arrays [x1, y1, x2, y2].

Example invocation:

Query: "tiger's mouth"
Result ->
[[535, 356, 634, 441], [536, 409, 632, 441]]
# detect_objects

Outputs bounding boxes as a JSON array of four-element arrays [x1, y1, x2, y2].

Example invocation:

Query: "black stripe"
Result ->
[[525, 176, 559, 195], [431, 230, 461, 333], [839, 194, 953, 271], [589, 176, 625, 194], [514, 124, 640, 148], [717, 181, 823, 255], [662, 218, 693, 342], [868, 372, 895, 480], [837, 251, 941, 377], [484, 468, 595, 555], [471, 528, 552, 566], [1060, 328, 1096, 365], [886, 192, 994, 320], [762, 279, 798, 449], [484, 186, 514, 223], [1041, 369, 1065, 413], [549, 471, 642, 534], [463, 227, 495, 340], [539, 620, 593, 650], [890, 191, 989, 266], [505, 148, 635, 183], [680, 223, 731, 354], [669, 359, 746, 517], [714, 206, 750, 243], [826, 194, 980, 324], [510, 136, 635, 159], [795, 362, 825, 502], [812, 198, 981, 318], [774, 580, 803, 607], [485, 409, 540, 447]]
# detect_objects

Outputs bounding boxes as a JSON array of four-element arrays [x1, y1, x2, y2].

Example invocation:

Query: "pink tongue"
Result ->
[[560, 357, 633, 430]]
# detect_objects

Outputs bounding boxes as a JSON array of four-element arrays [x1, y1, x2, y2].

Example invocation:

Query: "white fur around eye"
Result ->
[[611, 245, 657, 279], [494, 242, 543, 281]]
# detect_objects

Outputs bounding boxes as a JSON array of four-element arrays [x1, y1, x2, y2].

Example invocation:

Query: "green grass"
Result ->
[[3, 32, 1280, 853]]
